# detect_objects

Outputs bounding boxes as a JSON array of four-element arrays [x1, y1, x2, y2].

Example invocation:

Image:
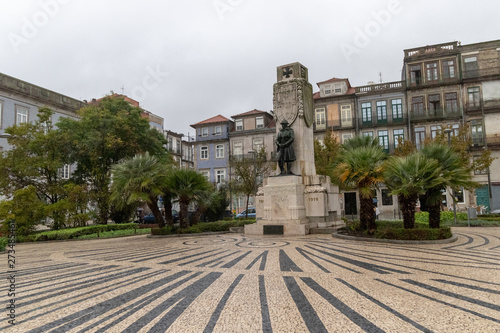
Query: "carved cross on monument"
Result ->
[[283, 67, 293, 78]]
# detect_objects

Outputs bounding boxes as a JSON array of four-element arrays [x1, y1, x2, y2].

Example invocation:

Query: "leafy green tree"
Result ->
[[57, 96, 167, 224], [0, 186, 45, 236], [314, 131, 342, 182], [334, 145, 386, 231], [0, 108, 72, 229], [384, 153, 442, 229], [421, 143, 477, 228], [229, 147, 273, 218], [110, 152, 169, 228], [166, 169, 212, 228]]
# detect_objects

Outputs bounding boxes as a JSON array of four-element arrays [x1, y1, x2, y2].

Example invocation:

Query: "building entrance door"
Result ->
[[476, 186, 490, 212], [344, 192, 357, 216]]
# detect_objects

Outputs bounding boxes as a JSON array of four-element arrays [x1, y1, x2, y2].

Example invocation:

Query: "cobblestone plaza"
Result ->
[[2, 228, 500, 332]]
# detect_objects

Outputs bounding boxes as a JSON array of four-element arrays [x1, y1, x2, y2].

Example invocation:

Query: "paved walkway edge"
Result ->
[[332, 232, 458, 244]]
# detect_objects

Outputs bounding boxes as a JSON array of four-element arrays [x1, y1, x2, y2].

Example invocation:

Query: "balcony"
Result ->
[[411, 108, 461, 121], [355, 81, 404, 94], [404, 42, 458, 59], [357, 115, 407, 129]]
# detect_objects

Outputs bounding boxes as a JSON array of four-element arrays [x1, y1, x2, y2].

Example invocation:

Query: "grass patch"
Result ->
[[152, 219, 255, 236], [76, 228, 151, 239]]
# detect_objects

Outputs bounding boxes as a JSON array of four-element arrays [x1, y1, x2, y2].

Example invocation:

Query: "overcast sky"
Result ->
[[1, 0, 499, 137]]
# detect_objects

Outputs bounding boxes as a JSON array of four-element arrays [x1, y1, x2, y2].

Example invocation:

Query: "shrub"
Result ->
[[374, 227, 452, 240], [151, 219, 255, 235], [0, 237, 7, 252], [17, 223, 139, 242]]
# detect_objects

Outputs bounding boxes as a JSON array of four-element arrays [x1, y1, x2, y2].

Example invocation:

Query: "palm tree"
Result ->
[[421, 143, 477, 228], [384, 153, 443, 229], [110, 153, 168, 228], [166, 169, 212, 229], [341, 135, 380, 150], [334, 145, 386, 231]]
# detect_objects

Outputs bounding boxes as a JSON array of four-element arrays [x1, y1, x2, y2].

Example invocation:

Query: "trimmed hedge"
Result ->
[[0, 237, 6, 252], [152, 220, 255, 236], [18, 223, 138, 242], [374, 227, 452, 240]]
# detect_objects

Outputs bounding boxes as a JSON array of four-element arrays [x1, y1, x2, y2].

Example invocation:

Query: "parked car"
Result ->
[[236, 207, 256, 218]]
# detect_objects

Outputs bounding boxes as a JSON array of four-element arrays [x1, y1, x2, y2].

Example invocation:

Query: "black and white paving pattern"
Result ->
[[2, 227, 500, 332]]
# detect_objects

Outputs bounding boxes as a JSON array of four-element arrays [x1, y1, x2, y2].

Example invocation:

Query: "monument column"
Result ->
[[273, 63, 316, 177], [245, 62, 341, 236]]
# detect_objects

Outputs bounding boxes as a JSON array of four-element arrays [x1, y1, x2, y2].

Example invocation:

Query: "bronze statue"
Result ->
[[276, 119, 296, 175]]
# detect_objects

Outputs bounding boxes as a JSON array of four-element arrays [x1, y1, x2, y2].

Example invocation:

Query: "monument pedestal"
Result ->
[[244, 174, 340, 236], [245, 176, 311, 236]]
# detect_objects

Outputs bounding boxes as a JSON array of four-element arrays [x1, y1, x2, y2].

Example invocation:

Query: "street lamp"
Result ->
[[444, 128, 458, 225]]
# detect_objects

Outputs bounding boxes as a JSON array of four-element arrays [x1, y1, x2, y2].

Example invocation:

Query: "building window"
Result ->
[[468, 87, 481, 107], [315, 108, 326, 127], [410, 65, 422, 85], [253, 138, 263, 152], [215, 169, 226, 184], [201, 170, 210, 180], [376, 101, 387, 123], [473, 156, 487, 175], [341, 105, 352, 126], [214, 126, 222, 135], [216, 144, 224, 158], [455, 188, 465, 203], [363, 131, 373, 138], [381, 189, 393, 206], [414, 127, 426, 150], [256, 117, 264, 129], [452, 124, 459, 136], [412, 96, 424, 116], [442, 59, 456, 79], [341, 133, 353, 143], [16, 106, 29, 124], [471, 120, 484, 146], [445, 93, 458, 113], [324, 88, 332, 95], [58, 164, 70, 179], [426, 62, 438, 82], [361, 102, 372, 122], [378, 130, 389, 152], [393, 129, 404, 148], [428, 94, 441, 115], [235, 119, 243, 131], [464, 56, 478, 78], [334, 88, 342, 93], [430, 125, 441, 139], [200, 146, 209, 159], [167, 137, 173, 151], [201, 128, 208, 137], [391, 99, 403, 120], [232, 142, 243, 158]]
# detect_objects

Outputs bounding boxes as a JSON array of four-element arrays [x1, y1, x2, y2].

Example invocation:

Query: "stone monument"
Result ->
[[245, 62, 341, 236]]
